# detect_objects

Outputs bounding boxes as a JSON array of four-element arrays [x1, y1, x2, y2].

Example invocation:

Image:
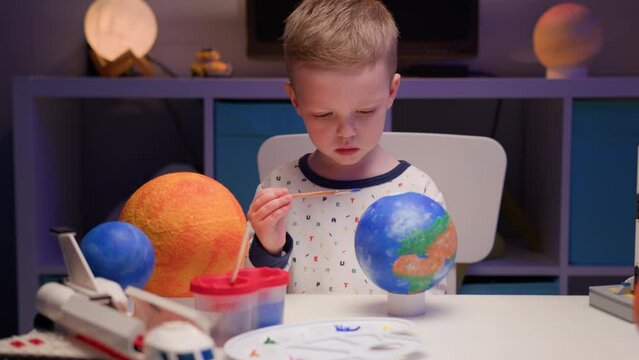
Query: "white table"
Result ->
[[240, 294, 635, 360]]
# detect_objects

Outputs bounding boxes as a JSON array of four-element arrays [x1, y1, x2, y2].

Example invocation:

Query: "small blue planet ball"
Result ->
[[81, 221, 155, 289], [355, 192, 457, 294]]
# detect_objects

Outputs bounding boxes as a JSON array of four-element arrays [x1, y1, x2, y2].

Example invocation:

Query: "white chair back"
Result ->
[[258, 132, 507, 293]]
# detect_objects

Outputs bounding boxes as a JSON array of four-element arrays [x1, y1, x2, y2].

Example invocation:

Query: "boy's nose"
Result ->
[[337, 119, 356, 138]]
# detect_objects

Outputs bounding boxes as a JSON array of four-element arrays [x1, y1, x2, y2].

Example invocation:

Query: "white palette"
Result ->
[[224, 317, 423, 360]]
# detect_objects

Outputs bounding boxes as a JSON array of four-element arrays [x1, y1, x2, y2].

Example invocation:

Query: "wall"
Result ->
[[147, 0, 639, 78], [1, 0, 639, 336]]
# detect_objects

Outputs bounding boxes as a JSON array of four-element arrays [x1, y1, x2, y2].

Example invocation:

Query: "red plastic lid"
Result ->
[[190, 273, 259, 295], [239, 267, 290, 288]]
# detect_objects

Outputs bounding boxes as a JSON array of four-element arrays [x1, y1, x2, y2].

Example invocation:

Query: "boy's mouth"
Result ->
[[335, 147, 359, 156]]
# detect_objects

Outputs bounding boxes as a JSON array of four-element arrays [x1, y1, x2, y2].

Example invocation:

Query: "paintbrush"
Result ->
[[230, 220, 254, 284], [290, 188, 361, 199]]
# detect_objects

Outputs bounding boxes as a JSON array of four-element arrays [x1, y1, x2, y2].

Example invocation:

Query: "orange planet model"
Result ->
[[120, 172, 246, 297], [533, 3, 603, 78]]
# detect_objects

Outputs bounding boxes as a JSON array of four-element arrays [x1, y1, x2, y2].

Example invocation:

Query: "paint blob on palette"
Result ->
[[224, 317, 423, 360]]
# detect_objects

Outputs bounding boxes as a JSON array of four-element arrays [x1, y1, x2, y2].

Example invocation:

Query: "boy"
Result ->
[[247, 0, 447, 294]]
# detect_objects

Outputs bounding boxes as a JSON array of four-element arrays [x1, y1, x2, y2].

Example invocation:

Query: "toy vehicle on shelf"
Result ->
[[190, 48, 232, 77]]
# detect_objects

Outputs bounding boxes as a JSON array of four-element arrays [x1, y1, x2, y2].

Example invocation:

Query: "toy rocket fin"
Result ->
[[51, 227, 99, 292]]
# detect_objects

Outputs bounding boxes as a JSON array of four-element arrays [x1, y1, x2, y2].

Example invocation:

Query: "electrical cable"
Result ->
[[146, 53, 203, 173]]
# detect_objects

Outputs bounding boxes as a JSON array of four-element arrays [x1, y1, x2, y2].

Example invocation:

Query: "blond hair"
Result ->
[[283, 0, 398, 78]]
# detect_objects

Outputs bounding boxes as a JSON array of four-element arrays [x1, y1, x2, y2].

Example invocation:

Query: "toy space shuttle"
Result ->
[[0, 227, 216, 360]]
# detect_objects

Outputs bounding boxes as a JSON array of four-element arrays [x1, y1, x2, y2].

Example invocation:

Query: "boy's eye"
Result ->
[[313, 112, 332, 119], [357, 109, 376, 115]]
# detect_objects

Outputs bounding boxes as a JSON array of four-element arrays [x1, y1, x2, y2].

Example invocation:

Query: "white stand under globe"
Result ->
[[387, 292, 426, 316], [545, 66, 588, 80]]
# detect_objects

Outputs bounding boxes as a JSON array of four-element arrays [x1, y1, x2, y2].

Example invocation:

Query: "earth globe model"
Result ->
[[355, 192, 457, 315]]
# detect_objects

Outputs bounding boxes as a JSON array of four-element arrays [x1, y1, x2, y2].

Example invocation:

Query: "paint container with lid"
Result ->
[[238, 267, 290, 328], [190, 274, 258, 346]]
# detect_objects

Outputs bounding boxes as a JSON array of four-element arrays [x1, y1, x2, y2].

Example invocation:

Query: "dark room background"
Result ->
[[2, 0, 639, 336]]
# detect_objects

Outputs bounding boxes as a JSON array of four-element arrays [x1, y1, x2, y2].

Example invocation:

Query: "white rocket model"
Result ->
[[0, 228, 216, 360]]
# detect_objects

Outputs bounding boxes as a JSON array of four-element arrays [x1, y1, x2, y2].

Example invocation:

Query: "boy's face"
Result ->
[[285, 61, 401, 171]]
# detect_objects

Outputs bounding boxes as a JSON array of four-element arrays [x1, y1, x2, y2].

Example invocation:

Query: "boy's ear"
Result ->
[[284, 82, 300, 111], [386, 73, 401, 109]]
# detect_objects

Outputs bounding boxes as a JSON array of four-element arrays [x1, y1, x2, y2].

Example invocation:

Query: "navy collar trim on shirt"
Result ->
[[297, 153, 411, 189]]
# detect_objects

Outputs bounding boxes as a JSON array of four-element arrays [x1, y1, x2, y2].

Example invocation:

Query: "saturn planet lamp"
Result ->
[[84, 0, 157, 77], [355, 192, 457, 316], [533, 2, 603, 79]]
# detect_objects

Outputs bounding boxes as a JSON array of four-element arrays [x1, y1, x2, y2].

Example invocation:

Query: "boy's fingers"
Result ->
[[261, 202, 293, 227], [251, 187, 289, 209], [253, 187, 289, 201], [252, 194, 292, 222]]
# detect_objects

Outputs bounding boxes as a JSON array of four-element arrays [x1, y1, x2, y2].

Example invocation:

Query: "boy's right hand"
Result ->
[[247, 187, 293, 255]]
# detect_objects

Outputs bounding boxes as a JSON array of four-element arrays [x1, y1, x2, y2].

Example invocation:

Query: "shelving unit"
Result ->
[[13, 76, 639, 332]]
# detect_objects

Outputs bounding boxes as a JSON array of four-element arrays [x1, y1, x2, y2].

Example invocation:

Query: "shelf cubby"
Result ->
[[13, 76, 639, 332]]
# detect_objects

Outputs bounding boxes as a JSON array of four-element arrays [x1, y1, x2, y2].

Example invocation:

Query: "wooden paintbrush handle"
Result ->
[[230, 221, 253, 284], [290, 190, 341, 199]]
